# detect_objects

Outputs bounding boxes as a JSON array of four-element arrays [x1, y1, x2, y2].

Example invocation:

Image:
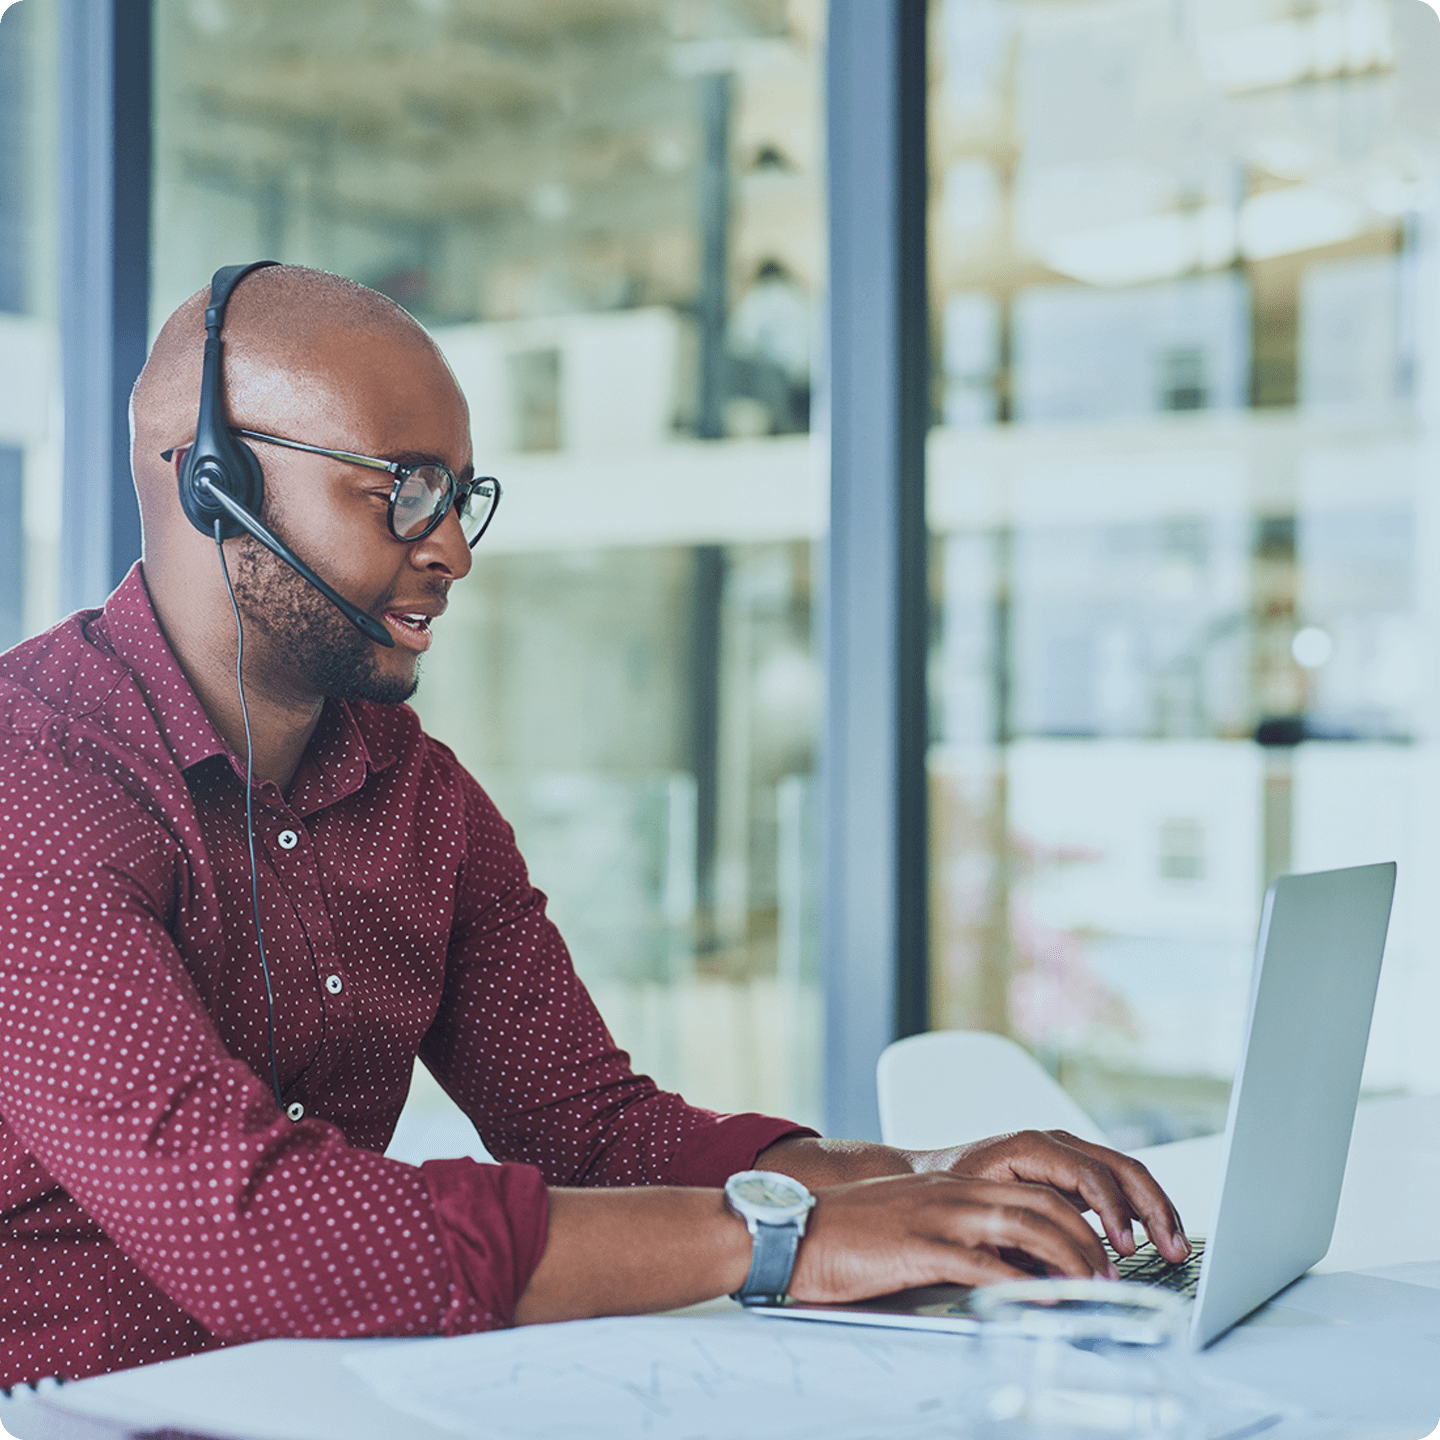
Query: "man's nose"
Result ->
[[410, 505, 473, 580]]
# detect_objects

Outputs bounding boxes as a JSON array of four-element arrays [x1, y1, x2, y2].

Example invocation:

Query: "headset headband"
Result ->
[[205, 261, 280, 336]]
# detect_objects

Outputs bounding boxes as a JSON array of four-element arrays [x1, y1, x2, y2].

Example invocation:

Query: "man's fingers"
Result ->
[[1054, 1134, 1186, 1261], [977, 1199, 1115, 1280], [977, 1134, 1140, 1255], [1047, 1134, 1189, 1261], [1047, 1154, 1141, 1256], [923, 1239, 1040, 1288], [956, 1130, 1189, 1263], [943, 1180, 1118, 1280], [1111, 1160, 1189, 1260]]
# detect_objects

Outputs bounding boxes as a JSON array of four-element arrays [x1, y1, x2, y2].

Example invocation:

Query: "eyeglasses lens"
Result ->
[[391, 468, 452, 540], [391, 468, 498, 545], [458, 479, 499, 545]]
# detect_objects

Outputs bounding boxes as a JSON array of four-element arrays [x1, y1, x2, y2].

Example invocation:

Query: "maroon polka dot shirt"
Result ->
[[0, 565, 809, 1387]]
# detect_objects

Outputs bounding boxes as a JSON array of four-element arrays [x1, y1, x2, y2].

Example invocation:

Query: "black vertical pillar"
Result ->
[[688, 543, 725, 928], [690, 69, 734, 930], [822, 0, 930, 1139], [697, 70, 732, 444], [60, 0, 150, 613]]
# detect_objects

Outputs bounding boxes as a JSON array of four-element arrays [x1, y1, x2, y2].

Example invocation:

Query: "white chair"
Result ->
[[876, 1030, 1108, 1150]]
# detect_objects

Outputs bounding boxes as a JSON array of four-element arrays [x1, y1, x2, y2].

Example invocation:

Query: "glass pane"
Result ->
[[153, 1, 825, 1146], [930, 0, 1437, 1144], [0, 0, 62, 645]]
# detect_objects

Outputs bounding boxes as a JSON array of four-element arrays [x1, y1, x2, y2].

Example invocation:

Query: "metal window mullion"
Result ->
[[60, 0, 149, 615], [821, 0, 929, 1141]]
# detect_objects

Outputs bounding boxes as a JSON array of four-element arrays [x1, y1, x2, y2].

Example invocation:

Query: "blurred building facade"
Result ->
[[930, 0, 1440, 1141]]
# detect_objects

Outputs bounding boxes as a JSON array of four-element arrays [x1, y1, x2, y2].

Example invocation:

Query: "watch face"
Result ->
[[730, 1172, 807, 1211]]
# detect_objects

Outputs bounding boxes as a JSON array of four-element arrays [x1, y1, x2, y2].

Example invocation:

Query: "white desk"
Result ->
[[6, 1094, 1440, 1440]]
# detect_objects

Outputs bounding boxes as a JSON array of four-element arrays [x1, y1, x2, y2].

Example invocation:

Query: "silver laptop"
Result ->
[[757, 861, 1396, 1349]]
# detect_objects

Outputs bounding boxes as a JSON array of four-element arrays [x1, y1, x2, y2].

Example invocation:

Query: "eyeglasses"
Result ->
[[166, 429, 501, 547], [236, 429, 500, 547]]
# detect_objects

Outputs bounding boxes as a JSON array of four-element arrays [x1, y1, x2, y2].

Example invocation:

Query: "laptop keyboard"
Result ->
[[1103, 1236, 1206, 1298]]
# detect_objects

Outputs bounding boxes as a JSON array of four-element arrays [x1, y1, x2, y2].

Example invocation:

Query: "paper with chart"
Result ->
[[343, 1311, 1284, 1440], [344, 1314, 988, 1440]]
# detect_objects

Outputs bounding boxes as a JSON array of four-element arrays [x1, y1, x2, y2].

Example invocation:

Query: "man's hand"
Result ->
[[787, 1169, 1121, 1302], [917, 1130, 1189, 1263], [758, 1129, 1189, 1268]]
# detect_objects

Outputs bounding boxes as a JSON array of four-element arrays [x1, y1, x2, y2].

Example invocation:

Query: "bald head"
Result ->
[[131, 265, 460, 548]]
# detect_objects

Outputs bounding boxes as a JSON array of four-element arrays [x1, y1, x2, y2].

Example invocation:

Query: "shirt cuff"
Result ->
[[662, 1114, 820, 1188], [420, 1157, 550, 1331]]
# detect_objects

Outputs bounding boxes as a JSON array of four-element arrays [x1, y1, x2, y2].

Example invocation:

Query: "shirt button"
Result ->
[[325, 974, 343, 995], [286, 1102, 305, 1122], [278, 830, 299, 850]]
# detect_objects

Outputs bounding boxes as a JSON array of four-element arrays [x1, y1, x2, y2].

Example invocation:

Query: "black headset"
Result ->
[[176, 262, 274, 541], [173, 261, 394, 648]]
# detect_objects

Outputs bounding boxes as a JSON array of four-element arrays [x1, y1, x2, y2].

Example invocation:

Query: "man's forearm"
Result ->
[[759, 1136, 1016, 1187], [515, 1143, 932, 1327], [756, 1135, 923, 1186], [513, 1186, 750, 1325]]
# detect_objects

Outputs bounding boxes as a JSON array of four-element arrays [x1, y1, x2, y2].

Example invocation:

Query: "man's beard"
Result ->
[[228, 535, 418, 706]]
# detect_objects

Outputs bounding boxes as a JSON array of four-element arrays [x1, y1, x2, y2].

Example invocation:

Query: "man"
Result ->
[[0, 266, 1187, 1388]]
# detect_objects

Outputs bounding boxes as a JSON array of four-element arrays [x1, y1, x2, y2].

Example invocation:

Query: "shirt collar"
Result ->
[[287, 695, 400, 818], [97, 564, 232, 773], [97, 563, 401, 802]]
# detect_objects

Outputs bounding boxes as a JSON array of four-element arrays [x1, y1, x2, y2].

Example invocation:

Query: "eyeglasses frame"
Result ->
[[163, 427, 500, 547]]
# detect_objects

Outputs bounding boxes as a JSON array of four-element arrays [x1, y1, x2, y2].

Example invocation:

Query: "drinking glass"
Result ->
[[968, 1278, 1200, 1439]]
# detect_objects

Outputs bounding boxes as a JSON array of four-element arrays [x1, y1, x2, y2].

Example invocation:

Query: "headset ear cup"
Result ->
[[228, 435, 265, 513], [179, 430, 265, 539], [178, 260, 280, 540]]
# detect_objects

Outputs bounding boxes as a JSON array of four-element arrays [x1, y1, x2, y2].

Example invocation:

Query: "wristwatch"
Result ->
[[723, 1169, 816, 1307]]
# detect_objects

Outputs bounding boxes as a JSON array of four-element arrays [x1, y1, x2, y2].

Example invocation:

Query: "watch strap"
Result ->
[[732, 1218, 803, 1307]]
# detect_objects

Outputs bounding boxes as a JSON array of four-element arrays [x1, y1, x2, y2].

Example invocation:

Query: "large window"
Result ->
[[48, 0, 1435, 1154], [929, 0, 1440, 1143], [152, 0, 825, 1138]]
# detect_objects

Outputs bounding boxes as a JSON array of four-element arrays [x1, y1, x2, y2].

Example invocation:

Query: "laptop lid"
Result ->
[[1190, 861, 1395, 1347], [754, 863, 1395, 1347]]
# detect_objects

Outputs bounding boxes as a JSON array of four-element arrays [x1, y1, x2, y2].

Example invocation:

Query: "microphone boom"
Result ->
[[198, 476, 395, 648]]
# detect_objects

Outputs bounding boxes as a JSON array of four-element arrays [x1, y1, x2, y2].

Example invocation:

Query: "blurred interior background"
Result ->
[[4, 0, 1439, 1153]]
